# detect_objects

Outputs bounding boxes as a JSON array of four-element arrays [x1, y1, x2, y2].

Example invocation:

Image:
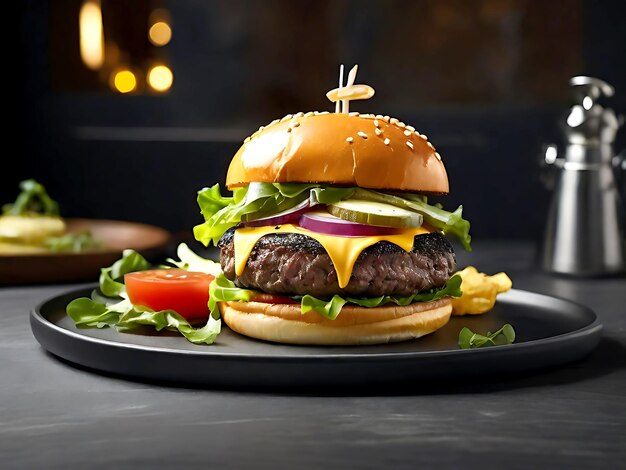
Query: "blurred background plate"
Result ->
[[0, 218, 171, 286]]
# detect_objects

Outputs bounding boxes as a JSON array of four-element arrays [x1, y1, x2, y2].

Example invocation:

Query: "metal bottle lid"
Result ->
[[563, 76, 620, 145]]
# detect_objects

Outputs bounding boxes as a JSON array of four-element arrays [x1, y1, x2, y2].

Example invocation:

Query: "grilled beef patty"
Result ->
[[218, 227, 456, 298]]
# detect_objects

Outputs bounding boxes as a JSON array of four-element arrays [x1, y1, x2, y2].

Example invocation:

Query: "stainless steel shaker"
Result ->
[[542, 76, 625, 276]]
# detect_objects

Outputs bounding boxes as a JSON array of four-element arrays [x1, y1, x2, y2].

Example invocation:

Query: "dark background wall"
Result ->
[[10, 0, 626, 243]]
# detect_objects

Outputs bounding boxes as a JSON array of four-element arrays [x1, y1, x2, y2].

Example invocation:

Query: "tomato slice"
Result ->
[[125, 269, 214, 323], [250, 293, 298, 304]]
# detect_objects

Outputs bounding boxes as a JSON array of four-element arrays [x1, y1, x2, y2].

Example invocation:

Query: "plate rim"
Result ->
[[30, 286, 603, 362]]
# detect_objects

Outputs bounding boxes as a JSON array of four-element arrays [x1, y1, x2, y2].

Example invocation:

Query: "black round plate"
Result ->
[[30, 287, 602, 388]]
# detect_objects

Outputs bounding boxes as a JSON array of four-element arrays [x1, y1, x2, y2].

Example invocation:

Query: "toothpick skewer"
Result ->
[[342, 65, 358, 114], [335, 64, 344, 114]]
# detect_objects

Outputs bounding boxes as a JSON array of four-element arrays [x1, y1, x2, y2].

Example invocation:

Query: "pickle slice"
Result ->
[[327, 200, 423, 228]]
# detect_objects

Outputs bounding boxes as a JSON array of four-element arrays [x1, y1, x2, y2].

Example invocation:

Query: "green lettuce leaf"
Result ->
[[301, 294, 347, 320], [193, 183, 356, 246], [300, 274, 463, 319], [207, 273, 256, 319], [99, 249, 151, 297], [166, 243, 222, 276], [67, 297, 221, 345], [66, 244, 222, 345], [193, 183, 471, 250]]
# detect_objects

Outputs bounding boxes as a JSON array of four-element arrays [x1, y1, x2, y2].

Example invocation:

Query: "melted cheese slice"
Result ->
[[234, 224, 432, 288]]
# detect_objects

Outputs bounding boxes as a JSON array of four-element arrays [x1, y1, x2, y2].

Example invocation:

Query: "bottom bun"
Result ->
[[218, 299, 452, 345]]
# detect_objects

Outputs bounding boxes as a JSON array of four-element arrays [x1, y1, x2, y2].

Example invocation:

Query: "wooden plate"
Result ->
[[0, 218, 171, 285]]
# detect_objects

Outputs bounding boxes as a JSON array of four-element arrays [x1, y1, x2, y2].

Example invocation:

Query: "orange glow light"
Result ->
[[79, 0, 104, 70], [147, 65, 173, 92], [112, 70, 137, 93], [149, 21, 172, 46]]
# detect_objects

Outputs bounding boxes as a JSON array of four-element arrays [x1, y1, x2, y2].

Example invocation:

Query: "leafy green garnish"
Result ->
[[301, 274, 463, 320], [66, 297, 221, 345], [99, 249, 151, 297], [193, 183, 471, 250], [166, 242, 222, 276], [458, 323, 516, 349], [44, 231, 103, 253], [207, 273, 255, 319], [193, 183, 355, 246], [66, 245, 222, 345], [3, 179, 60, 216]]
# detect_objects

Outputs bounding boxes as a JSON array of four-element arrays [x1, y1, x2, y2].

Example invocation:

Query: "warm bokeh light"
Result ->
[[112, 70, 137, 93], [79, 0, 104, 70], [149, 21, 172, 46], [147, 65, 173, 92]]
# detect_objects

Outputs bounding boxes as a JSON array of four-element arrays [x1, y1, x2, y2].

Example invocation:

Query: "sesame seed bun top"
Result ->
[[226, 111, 449, 194]]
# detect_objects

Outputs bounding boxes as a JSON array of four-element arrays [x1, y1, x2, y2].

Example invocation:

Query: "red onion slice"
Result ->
[[299, 211, 401, 237], [241, 199, 313, 227]]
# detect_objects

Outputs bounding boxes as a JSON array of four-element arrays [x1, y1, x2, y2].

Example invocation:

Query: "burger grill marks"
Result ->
[[218, 228, 456, 299]]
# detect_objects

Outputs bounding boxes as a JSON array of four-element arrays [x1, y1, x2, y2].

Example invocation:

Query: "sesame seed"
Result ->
[[319, 111, 330, 114], [406, 125, 415, 132], [375, 128, 383, 136], [270, 119, 279, 125], [349, 112, 360, 117], [420, 134, 428, 140], [293, 122, 300, 127], [304, 111, 314, 117], [244, 137, 250, 143], [374, 120, 379, 127], [357, 131, 368, 139], [384, 138, 390, 145], [435, 152, 442, 160], [375, 115, 384, 120], [390, 118, 399, 124], [346, 137, 354, 143], [294, 111, 304, 118], [364, 113, 375, 118], [427, 142, 435, 150], [403, 130, 412, 136], [383, 115, 390, 122], [313, 111, 320, 115], [406, 141, 414, 150], [398, 122, 406, 128], [258, 126, 265, 132], [281, 114, 292, 122]]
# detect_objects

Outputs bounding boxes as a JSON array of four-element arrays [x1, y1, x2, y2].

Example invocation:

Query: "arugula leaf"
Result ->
[[99, 249, 151, 297], [458, 323, 516, 349], [3, 179, 60, 216]]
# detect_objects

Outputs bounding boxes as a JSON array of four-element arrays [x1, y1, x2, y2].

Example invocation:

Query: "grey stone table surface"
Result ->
[[1, 241, 625, 469]]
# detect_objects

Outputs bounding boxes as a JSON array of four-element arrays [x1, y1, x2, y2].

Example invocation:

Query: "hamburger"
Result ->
[[194, 70, 471, 345]]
